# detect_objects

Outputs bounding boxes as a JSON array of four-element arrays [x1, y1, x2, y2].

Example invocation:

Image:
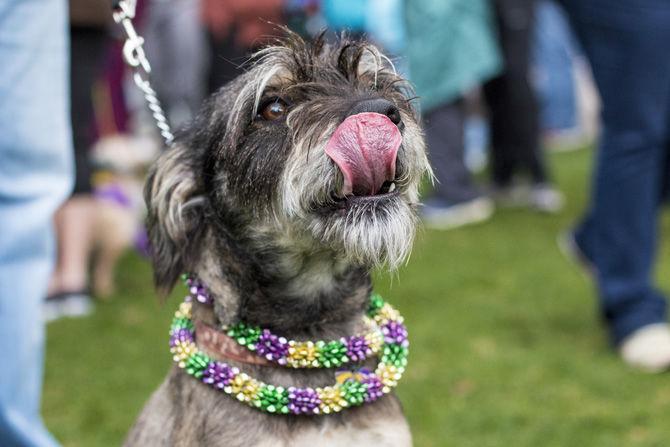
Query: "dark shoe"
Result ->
[[44, 291, 94, 323]]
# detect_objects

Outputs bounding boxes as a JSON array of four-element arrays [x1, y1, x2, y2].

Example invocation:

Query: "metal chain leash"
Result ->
[[112, 0, 174, 145]]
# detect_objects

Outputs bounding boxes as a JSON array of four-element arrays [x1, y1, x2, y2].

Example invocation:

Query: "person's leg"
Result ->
[[663, 101, 670, 204], [0, 0, 72, 445], [486, 0, 565, 212], [533, 0, 577, 133], [140, 0, 206, 132], [563, 0, 670, 345], [663, 140, 670, 204], [51, 196, 95, 293], [485, 0, 548, 185], [422, 100, 493, 229], [164, 0, 207, 126], [141, 0, 170, 114], [424, 100, 481, 204], [483, 75, 516, 187]]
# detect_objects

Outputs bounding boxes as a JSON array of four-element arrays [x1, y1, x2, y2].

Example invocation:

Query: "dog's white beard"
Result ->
[[305, 199, 417, 270], [276, 119, 424, 271]]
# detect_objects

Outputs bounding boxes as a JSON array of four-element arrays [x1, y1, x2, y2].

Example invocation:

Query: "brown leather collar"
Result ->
[[195, 320, 271, 366]]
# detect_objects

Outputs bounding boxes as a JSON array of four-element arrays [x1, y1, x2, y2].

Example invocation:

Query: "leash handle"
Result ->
[[112, 0, 174, 146]]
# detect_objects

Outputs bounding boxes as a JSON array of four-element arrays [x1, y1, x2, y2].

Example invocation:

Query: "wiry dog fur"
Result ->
[[125, 31, 430, 447]]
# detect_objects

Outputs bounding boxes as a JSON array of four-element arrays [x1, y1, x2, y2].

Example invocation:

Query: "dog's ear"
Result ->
[[144, 142, 206, 295], [143, 76, 250, 294]]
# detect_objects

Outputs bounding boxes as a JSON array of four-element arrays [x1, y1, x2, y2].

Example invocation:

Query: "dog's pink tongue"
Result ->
[[325, 112, 401, 196]]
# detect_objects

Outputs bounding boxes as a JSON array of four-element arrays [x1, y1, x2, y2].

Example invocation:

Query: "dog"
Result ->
[[125, 31, 431, 447]]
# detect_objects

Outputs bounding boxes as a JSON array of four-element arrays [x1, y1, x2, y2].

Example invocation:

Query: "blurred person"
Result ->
[[532, 0, 582, 151], [0, 0, 72, 445], [559, 0, 670, 372], [95, 22, 137, 136], [405, 0, 501, 230], [87, 134, 158, 297], [201, 0, 285, 93], [365, 0, 406, 58], [284, 0, 321, 37], [322, 0, 406, 69], [321, 0, 366, 36], [45, 0, 111, 321], [484, 0, 565, 213], [142, 0, 207, 128]]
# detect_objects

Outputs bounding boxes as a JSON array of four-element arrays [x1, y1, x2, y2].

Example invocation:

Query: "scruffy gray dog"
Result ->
[[125, 32, 430, 447]]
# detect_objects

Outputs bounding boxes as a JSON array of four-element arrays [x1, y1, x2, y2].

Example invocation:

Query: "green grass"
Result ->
[[44, 148, 670, 446]]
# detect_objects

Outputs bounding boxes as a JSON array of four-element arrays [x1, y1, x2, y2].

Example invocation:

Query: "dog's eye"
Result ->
[[259, 98, 288, 121]]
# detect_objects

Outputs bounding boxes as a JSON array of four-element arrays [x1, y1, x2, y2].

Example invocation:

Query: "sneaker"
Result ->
[[43, 297, 63, 323], [529, 184, 564, 213], [489, 184, 531, 208], [490, 183, 565, 213], [44, 291, 94, 323], [543, 128, 586, 153], [620, 323, 670, 373], [421, 197, 494, 230]]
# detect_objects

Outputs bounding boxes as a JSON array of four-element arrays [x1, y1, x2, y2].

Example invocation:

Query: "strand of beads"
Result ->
[[168, 297, 409, 415], [224, 293, 407, 369], [180, 274, 409, 370], [182, 274, 214, 305]]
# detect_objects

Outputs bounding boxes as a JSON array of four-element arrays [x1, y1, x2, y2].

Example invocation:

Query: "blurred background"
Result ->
[[7, 0, 670, 445]]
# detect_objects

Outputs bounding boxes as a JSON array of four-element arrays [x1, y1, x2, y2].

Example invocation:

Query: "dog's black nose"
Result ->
[[347, 98, 402, 126]]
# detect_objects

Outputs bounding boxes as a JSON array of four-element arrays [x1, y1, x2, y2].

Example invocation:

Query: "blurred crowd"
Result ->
[[2, 0, 669, 445]]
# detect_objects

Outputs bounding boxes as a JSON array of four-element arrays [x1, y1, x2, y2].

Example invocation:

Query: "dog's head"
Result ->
[[146, 32, 431, 292]]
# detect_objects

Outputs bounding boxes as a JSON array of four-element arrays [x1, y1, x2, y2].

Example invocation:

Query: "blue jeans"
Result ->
[[560, 0, 670, 344], [0, 1, 72, 445], [533, 0, 577, 131]]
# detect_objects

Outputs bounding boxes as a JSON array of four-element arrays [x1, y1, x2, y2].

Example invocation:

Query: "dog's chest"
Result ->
[[246, 416, 412, 447]]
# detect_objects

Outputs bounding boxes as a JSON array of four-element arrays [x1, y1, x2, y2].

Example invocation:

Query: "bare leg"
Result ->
[[49, 195, 95, 294]]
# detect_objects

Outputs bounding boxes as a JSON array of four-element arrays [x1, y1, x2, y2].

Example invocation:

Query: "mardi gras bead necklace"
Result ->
[[169, 275, 409, 415]]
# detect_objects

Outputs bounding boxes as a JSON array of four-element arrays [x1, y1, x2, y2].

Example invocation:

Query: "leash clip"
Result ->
[[113, 0, 151, 74], [112, 0, 136, 22], [111, 0, 174, 145]]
